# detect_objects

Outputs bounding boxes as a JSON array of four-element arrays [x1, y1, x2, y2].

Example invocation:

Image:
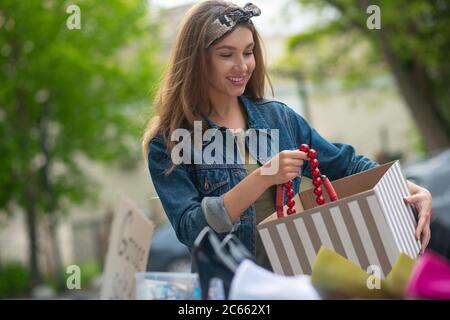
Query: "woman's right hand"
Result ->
[[259, 150, 308, 186]]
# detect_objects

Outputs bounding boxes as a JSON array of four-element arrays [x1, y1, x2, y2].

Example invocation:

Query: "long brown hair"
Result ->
[[142, 0, 273, 171]]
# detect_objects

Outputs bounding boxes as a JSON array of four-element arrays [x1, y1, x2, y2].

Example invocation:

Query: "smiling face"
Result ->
[[207, 26, 256, 103]]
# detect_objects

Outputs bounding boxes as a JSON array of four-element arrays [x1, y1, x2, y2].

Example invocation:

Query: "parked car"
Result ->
[[146, 222, 191, 272], [403, 148, 450, 225]]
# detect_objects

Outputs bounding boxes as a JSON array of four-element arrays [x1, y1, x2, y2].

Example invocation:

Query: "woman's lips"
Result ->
[[227, 76, 246, 86]]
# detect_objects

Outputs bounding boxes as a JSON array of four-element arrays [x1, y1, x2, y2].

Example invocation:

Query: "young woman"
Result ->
[[143, 1, 432, 270]]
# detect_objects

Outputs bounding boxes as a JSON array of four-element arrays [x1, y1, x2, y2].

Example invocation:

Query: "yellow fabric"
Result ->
[[384, 253, 416, 298], [311, 246, 388, 298], [311, 246, 417, 299]]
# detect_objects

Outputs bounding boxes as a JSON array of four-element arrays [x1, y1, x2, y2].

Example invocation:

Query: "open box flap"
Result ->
[[299, 161, 397, 211], [258, 163, 396, 227]]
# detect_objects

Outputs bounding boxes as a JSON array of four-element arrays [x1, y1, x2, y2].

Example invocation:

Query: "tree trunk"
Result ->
[[16, 88, 42, 286], [10, 36, 43, 287], [326, 0, 450, 152], [48, 216, 65, 290], [25, 185, 41, 286], [377, 31, 450, 151], [39, 105, 65, 291], [355, 0, 450, 151]]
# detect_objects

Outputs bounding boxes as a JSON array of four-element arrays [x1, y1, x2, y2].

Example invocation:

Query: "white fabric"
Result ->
[[228, 259, 322, 300]]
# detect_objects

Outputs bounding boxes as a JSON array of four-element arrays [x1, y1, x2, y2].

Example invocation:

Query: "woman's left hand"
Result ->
[[404, 180, 432, 254]]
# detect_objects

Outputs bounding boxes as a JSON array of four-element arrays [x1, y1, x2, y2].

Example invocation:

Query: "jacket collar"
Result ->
[[201, 96, 275, 163], [203, 95, 271, 132]]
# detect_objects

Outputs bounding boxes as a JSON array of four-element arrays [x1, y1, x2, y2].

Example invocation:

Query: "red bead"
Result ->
[[284, 181, 293, 189], [313, 187, 322, 196], [313, 176, 322, 187], [310, 158, 319, 169], [299, 144, 310, 153], [308, 149, 317, 159], [285, 189, 294, 199], [287, 199, 295, 208], [287, 207, 296, 215], [312, 168, 321, 177], [316, 196, 325, 205]]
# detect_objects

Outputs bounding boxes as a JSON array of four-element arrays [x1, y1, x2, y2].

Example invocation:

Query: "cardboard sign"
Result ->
[[100, 195, 154, 299], [258, 161, 421, 278]]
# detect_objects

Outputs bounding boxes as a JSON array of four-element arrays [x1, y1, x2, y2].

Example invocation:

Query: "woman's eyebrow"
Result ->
[[215, 42, 255, 50]]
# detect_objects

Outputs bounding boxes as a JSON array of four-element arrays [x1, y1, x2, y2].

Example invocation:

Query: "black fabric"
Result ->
[[191, 226, 252, 300]]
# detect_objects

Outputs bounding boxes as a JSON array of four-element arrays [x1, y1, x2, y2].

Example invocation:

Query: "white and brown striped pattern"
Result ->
[[258, 161, 421, 278], [374, 161, 421, 258]]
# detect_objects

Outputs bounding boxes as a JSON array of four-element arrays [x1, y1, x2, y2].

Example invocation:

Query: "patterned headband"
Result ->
[[205, 3, 261, 49]]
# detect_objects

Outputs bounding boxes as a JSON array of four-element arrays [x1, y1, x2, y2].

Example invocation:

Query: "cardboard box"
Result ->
[[257, 161, 420, 278], [100, 195, 154, 299]]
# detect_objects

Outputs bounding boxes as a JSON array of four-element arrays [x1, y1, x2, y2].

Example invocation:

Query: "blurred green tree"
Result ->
[[286, 0, 450, 152], [0, 0, 162, 288]]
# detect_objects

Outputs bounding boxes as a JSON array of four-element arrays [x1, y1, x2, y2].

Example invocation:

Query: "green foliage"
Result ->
[[284, 3, 385, 89], [408, 126, 427, 156], [283, 0, 450, 149], [288, 0, 450, 91], [0, 0, 162, 213], [78, 261, 101, 289], [0, 262, 30, 298], [42, 272, 59, 292]]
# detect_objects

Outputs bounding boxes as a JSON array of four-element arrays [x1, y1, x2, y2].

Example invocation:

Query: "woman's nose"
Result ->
[[234, 56, 248, 72]]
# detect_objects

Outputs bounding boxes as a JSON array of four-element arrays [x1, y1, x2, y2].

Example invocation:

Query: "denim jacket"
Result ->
[[147, 95, 379, 258]]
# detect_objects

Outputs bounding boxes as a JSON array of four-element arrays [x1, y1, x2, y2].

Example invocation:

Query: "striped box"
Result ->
[[258, 161, 421, 278]]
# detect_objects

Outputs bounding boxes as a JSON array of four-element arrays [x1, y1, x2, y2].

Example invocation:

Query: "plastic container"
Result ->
[[207, 277, 225, 300], [135, 272, 201, 300]]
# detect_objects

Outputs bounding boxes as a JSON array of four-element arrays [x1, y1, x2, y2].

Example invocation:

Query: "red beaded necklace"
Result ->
[[276, 144, 339, 218]]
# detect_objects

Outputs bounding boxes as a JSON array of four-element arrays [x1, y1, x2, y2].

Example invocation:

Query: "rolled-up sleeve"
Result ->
[[201, 194, 236, 233], [147, 136, 235, 248]]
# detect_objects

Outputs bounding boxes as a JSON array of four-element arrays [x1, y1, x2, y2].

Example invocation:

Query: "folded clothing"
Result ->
[[311, 246, 417, 299], [228, 259, 321, 300]]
